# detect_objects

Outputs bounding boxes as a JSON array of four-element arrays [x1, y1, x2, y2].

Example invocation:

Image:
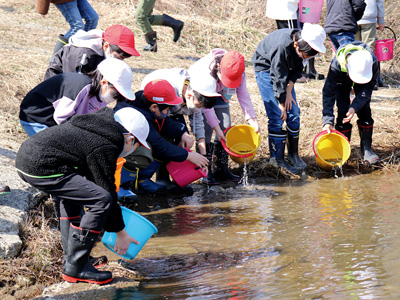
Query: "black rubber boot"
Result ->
[[63, 223, 113, 284], [335, 124, 352, 142], [49, 34, 68, 62], [286, 133, 307, 171], [161, 14, 184, 42], [268, 133, 300, 175], [202, 142, 220, 185], [213, 141, 241, 182], [60, 217, 108, 269], [358, 123, 380, 164], [143, 31, 157, 52]]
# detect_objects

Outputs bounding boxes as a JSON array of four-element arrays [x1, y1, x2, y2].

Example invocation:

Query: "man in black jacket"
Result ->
[[322, 41, 380, 164], [325, 0, 366, 50], [16, 107, 150, 284]]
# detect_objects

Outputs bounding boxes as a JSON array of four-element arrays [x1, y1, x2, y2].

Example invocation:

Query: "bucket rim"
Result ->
[[121, 206, 158, 233], [312, 130, 349, 158], [222, 124, 260, 158]]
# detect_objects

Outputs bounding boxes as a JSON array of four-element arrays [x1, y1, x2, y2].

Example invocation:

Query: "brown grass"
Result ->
[[1, 0, 400, 298]]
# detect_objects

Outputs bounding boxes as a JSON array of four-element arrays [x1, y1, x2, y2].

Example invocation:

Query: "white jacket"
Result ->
[[357, 0, 385, 25], [265, 0, 300, 20]]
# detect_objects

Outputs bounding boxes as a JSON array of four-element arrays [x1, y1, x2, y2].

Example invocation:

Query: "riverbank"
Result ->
[[1, 0, 400, 298]]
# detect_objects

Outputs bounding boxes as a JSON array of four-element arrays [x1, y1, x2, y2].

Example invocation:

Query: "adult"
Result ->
[[252, 23, 326, 174], [322, 41, 380, 164], [135, 0, 184, 52], [45, 25, 139, 80], [16, 107, 150, 284], [188, 49, 260, 184]]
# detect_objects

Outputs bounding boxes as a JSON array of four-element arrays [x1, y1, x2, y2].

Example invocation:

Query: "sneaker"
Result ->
[[0, 183, 10, 196]]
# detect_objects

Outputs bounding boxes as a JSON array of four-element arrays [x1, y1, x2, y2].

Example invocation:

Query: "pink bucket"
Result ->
[[375, 27, 396, 62], [299, 0, 324, 23], [166, 153, 207, 187]]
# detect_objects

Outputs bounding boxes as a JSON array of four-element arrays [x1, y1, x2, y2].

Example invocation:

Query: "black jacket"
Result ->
[[117, 92, 189, 162], [322, 42, 379, 125], [324, 0, 366, 34], [16, 108, 125, 232], [252, 29, 303, 104], [44, 45, 104, 80], [19, 73, 92, 126]]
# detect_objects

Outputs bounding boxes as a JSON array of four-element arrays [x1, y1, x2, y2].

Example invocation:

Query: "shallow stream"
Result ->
[[104, 171, 400, 299]]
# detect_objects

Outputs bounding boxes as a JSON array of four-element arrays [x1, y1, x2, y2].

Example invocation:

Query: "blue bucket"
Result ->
[[101, 206, 158, 260]]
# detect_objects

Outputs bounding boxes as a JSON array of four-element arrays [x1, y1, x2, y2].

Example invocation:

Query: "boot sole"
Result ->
[[63, 274, 113, 285]]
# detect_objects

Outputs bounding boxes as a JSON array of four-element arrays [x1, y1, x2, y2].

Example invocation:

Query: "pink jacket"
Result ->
[[188, 48, 257, 129]]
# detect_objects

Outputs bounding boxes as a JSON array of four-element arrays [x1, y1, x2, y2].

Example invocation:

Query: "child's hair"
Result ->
[[210, 55, 224, 81], [192, 89, 217, 109], [87, 69, 126, 102], [102, 41, 132, 59], [294, 31, 319, 57], [140, 93, 170, 111]]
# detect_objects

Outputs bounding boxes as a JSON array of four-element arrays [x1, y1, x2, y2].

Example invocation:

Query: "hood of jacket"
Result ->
[[69, 29, 104, 56]]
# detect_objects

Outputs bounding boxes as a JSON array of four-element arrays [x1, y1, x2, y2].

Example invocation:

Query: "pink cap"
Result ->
[[220, 50, 245, 88], [144, 80, 183, 105], [104, 25, 140, 57]]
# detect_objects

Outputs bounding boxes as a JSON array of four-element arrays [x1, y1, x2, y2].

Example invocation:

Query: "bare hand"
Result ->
[[378, 24, 385, 31], [279, 103, 287, 121], [115, 229, 139, 255], [285, 93, 296, 111], [323, 123, 333, 133], [187, 151, 209, 168], [214, 125, 226, 142], [180, 132, 195, 149], [343, 107, 355, 123], [247, 118, 260, 133]]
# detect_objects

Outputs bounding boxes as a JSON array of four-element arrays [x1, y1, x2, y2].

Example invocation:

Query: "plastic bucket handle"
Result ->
[[220, 126, 253, 159], [376, 26, 397, 41], [312, 130, 349, 158]]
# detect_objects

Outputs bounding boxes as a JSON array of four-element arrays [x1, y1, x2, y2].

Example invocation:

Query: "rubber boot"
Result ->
[[358, 123, 380, 164], [59, 217, 108, 269], [143, 31, 157, 52], [161, 14, 184, 42], [268, 133, 300, 175], [130, 161, 167, 194], [49, 34, 68, 62], [63, 223, 112, 284], [335, 124, 352, 142], [213, 141, 241, 182], [156, 162, 194, 196], [202, 143, 220, 185], [286, 132, 307, 171], [118, 167, 138, 203], [0, 183, 10, 196]]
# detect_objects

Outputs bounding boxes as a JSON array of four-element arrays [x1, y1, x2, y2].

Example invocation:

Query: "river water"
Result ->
[[106, 171, 400, 299]]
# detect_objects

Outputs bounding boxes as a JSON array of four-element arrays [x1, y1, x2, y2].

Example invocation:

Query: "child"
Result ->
[[188, 49, 260, 184], [20, 57, 135, 137], [252, 23, 326, 174], [322, 41, 380, 164], [45, 24, 140, 80], [117, 79, 209, 195], [140, 68, 219, 188], [16, 107, 150, 284]]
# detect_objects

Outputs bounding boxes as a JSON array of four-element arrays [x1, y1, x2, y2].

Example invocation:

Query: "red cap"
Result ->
[[144, 80, 183, 105], [104, 25, 140, 57], [220, 50, 245, 88]]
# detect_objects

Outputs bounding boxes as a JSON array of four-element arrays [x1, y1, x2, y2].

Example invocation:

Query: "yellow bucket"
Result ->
[[221, 124, 261, 165], [114, 157, 126, 192], [313, 130, 351, 170]]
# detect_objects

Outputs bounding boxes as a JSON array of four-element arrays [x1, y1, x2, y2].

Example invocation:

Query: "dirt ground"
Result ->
[[1, 0, 400, 298]]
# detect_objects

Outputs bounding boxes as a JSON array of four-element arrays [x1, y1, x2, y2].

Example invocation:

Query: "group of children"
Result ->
[[7, 5, 382, 283]]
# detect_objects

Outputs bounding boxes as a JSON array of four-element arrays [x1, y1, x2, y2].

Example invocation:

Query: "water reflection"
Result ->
[[107, 173, 400, 299]]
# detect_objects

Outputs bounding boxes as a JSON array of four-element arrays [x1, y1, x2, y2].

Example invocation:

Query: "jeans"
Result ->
[[55, 0, 98, 39], [20, 120, 49, 137], [328, 31, 355, 51], [255, 71, 300, 134]]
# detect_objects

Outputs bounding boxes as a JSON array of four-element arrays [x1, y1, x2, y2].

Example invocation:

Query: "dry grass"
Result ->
[[1, 0, 400, 298]]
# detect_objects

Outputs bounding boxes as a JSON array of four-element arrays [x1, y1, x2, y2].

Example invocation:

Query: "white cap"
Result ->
[[347, 50, 373, 84], [114, 107, 150, 149], [302, 23, 326, 54], [97, 57, 135, 101], [189, 71, 220, 97]]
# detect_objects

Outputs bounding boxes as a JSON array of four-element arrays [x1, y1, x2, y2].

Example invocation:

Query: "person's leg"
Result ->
[[255, 71, 299, 174], [54, 1, 85, 39], [276, 19, 298, 29], [135, 0, 159, 51], [334, 85, 353, 141], [356, 103, 379, 164], [19, 120, 49, 137], [360, 23, 376, 51], [76, 0, 99, 32], [328, 31, 355, 52]]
